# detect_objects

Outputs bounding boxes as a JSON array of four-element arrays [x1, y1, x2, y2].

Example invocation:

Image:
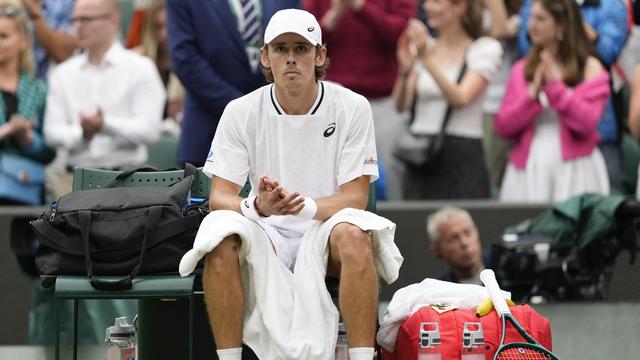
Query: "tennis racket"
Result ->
[[479, 269, 560, 360]]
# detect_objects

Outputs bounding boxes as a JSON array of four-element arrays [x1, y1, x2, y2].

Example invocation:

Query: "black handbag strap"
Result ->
[[106, 163, 198, 192], [427, 61, 468, 154], [407, 60, 468, 129], [436, 60, 468, 137], [31, 211, 200, 257], [80, 206, 162, 291]]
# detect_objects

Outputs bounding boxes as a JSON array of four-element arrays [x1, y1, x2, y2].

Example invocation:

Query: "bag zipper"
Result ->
[[49, 201, 57, 221]]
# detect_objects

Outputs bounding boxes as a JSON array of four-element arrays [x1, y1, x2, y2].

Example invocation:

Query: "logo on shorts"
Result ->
[[324, 122, 336, 137], [307, 26, 314, 32]]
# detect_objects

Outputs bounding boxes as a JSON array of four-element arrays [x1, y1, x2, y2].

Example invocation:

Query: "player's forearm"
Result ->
[[209, 191, 243, 213], [313, 193, 367, 221], [313, 176, 370, 221]]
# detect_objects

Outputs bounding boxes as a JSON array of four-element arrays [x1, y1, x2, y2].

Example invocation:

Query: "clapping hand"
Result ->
[[255, 176, 305, 216], [321, 0, 348, 31], [396, 30, 416, 76], [8, 115, 35, 147], [320, 0, 367, 29], [80, 108, 104, 141], [539, 49, 562, 83], [529, 50, 562, 100], [529, 63, 544, 100], [405, 19, 431, 60]]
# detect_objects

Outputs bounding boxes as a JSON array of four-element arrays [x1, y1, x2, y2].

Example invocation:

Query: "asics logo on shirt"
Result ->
[[324, 123, 336, 137]]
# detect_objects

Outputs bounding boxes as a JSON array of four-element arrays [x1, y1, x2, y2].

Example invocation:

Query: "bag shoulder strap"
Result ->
[[408, 58, 468, 130], [438, 60, 468, 135], [107, 163, 198, 193]]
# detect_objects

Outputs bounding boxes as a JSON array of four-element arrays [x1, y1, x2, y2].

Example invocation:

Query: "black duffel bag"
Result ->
[[31, 168, 207, 291]]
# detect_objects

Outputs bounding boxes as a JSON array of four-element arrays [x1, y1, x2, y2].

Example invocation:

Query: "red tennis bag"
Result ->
[[382, 304, 552, 360]]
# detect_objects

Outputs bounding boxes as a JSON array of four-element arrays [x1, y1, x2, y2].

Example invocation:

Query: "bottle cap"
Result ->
[[106, 317, 135, 340], [338, 322, 347, 334]]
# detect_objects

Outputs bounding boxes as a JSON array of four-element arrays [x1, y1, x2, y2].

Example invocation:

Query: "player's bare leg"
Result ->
[[328, 223, 377, 348], [203, 235, 244, 349]]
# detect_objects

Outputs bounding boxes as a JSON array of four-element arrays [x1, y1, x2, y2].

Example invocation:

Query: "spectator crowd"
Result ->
[[0, 0, 638, 350], [0, 0, 635, 205]]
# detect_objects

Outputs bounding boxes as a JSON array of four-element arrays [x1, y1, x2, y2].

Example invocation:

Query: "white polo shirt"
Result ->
[[204, 81, 378, 267]]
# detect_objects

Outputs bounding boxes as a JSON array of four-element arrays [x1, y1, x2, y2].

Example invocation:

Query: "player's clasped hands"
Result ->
[[254, 176, 306, 216]]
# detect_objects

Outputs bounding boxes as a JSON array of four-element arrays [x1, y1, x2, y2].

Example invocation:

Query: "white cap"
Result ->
[[264, 9, 322, 46]]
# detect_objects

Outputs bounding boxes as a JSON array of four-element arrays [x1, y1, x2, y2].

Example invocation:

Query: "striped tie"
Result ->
[[240, 0, 261, 46]]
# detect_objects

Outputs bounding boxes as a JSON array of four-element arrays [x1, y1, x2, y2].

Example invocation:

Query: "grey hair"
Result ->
[[426, 206, 475, 244]]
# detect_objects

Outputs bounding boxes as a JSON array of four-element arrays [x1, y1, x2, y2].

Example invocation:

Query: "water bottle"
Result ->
[[335, 321, 349, 360], [105, 316, 136, 360], [461, 322, 485, 360], [418, 322, 441, 360]]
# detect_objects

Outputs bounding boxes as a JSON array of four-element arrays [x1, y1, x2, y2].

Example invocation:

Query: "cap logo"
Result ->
[[307, 26, 314, 32]]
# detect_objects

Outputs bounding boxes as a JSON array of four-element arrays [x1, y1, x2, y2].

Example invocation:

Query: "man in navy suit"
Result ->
[[167, 0, 300, 167]]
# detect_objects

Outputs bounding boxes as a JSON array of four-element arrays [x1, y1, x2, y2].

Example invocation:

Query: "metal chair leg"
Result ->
[[55, 298, 60, 360], [189, 295, 194, 360], [73, 299, 78, 360]]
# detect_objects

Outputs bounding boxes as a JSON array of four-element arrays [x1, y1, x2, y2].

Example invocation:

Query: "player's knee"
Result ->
[[205, 235, 240, 275], [333, 223, 372, 267]]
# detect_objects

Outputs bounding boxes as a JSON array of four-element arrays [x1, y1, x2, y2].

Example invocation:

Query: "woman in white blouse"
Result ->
[[393, 0, 503, 199]]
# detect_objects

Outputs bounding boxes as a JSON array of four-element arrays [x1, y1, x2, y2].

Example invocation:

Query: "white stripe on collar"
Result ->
[[270, 81, 324, 115]]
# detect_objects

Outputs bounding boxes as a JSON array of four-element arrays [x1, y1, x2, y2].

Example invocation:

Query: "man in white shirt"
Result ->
[[196, 9, 398, 360], [44, 0, 165, 197]]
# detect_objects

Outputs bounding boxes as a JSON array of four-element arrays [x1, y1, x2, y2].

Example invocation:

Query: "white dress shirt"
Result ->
[[44, 41, 166, 169]]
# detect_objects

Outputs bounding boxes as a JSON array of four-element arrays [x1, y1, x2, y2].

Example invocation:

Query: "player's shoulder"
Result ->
[[321, 81, 370, 111]]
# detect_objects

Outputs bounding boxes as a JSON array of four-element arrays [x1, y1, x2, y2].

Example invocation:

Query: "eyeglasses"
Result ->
[[0, 6, 25, 18], [71, 13, 112, 25]]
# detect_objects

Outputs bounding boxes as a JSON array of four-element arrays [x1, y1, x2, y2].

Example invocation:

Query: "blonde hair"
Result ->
[[0, 0, 34, 74], [139, 0, 165, 66]]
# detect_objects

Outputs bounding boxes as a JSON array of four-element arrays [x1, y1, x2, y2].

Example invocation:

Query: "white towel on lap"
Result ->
[[179, 208, 402, 360]]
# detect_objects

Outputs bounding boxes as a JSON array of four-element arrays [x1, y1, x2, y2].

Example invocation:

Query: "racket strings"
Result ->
[[496, 346, 552, 359]]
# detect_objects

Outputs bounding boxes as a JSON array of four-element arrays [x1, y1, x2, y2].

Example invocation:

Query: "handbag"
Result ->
[[31, 165, 208, 290], [393, 61, 468, 167], [0, 153, 45, 204]]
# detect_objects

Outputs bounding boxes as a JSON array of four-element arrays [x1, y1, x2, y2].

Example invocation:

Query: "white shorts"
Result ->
[[254, 220, 304, 271]]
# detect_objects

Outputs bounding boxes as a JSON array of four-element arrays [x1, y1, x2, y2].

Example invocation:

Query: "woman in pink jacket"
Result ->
[[495, 0, 610, 202]]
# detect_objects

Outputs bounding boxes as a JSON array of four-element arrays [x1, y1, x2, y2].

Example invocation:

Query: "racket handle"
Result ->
[[480, 269, 511, 316]]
